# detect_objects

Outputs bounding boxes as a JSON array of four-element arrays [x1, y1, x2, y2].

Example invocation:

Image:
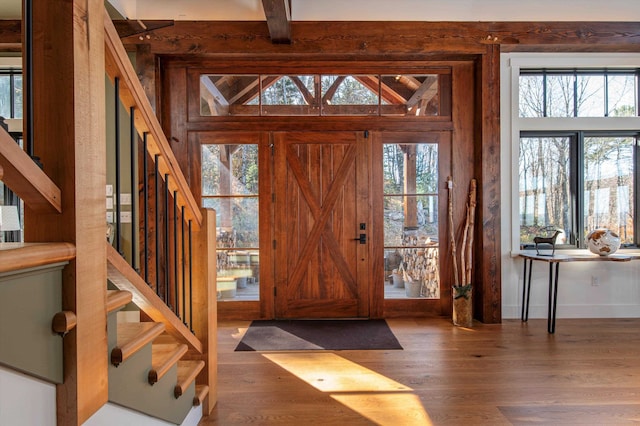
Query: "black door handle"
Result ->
[[353, 234, 366, 244]]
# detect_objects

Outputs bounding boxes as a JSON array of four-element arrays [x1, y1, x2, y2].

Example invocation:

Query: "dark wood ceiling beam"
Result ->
[[0, 20, 22, 51], [112, 20, 174, 39], [262, 0, 291, 44], [114, 21, 640, 56]]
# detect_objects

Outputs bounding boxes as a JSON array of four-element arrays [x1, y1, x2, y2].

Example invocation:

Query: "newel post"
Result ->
[[190, 207, 217, 414], [28, 0, 107, 423]]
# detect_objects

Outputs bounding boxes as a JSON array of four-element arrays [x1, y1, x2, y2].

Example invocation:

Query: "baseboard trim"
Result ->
[[503, 304, 640, 320]]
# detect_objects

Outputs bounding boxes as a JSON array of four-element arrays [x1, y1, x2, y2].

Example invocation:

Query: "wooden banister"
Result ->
[[0, 127, 62, 214], [106, 243, 203, 353], [103, 14, 202, 229], [0, 242, 76, 273]]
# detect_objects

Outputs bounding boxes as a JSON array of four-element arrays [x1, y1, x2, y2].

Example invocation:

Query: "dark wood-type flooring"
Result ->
[[203, 318, 640, 425]]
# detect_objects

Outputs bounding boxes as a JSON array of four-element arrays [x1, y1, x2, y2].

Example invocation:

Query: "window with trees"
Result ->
[[383, 142, 440, 299], [518, 68, 639, 248], [201, 144, 260, 300], [200, 73, 445, 117]]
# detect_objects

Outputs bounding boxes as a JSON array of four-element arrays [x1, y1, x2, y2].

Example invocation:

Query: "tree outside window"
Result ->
[[519, 69, 638, 248]]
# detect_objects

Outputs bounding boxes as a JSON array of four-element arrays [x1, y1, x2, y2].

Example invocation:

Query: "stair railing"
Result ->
[[103, 13, 212, 348]]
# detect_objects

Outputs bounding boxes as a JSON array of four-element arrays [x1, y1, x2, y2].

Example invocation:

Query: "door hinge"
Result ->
[[364, 130, 369, 138]]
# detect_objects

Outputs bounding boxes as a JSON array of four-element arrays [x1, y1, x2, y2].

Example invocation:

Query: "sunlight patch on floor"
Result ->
[[231, 327, 248, 340], [263, 352, 410, 392], [263, 352, 432, 425], [332, 393, 433, 426]]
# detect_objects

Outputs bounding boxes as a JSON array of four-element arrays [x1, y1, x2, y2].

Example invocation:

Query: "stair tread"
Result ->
[[149, 340, 188, 385], [174, 360, 205, 398], [107, 289, 133, 313], [111, 322, 165, 366], [193, 384, 209, 407], [153, 333, 180, 345]]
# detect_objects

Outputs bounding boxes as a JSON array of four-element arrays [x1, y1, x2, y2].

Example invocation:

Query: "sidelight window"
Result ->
[[382, 142, 440, 299], [201, 144, 260, 301]]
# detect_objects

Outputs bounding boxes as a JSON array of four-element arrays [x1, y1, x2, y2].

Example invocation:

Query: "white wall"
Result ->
[[0, 364, 201, 426], [500, 52, 640, 319], [84, 403, 202, 426], [0, 365, 56, 426]]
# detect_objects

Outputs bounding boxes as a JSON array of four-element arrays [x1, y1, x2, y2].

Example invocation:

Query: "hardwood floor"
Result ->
[[203, 318, 640, 425]]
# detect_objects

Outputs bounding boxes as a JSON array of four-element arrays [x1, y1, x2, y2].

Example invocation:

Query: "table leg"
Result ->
[[547, 262, 560, 334], [522, 258, 532, 322]]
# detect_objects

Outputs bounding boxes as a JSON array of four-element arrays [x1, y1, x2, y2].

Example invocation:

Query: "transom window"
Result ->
[[200, 73, 446, 117], [519, 69, 639, 118], [518, 67, 639, 249]]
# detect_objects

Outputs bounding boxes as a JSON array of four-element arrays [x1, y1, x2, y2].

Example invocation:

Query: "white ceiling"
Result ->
[[107, 0, 640, 21], [1, 0, 639, 21]]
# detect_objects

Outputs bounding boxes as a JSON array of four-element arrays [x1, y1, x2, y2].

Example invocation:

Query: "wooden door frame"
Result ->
[[160, 58, 495, 322]]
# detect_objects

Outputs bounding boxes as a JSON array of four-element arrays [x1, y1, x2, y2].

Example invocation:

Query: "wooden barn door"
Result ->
[[273, 132, 370, 318]]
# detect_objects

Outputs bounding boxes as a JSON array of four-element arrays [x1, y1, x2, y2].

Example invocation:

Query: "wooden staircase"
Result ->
[[106, 290, 207, 424], [0, 110, 215, 424], [0, 3, 216, 423]]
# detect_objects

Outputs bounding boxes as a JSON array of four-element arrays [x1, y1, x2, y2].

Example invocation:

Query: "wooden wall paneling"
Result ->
[[188, 132, 203, 206], [368, 132, 384, 318], [258, 132, 275, 318], [272, 132, 287, 318], [153, 65, 188, 302], [450, 62, 477, 320], [437, 131, 453, 316], [138, 138, 148, 283], [355, 132, 371, 317], [186, 70, 204, 124], [476, 45, 502, 323], [28, 1, 108, 424], [439, 73, 453, 118], [136, 44, 157, 113], [160, 65, 190, 179], [217, 301, 262, 319], [140, 148, 158, 290]]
